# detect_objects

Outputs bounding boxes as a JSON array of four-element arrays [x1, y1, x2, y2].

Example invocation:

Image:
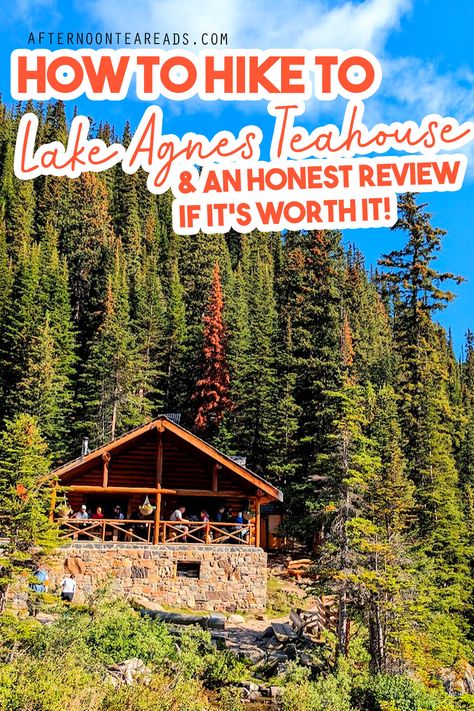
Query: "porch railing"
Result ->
[[55, 518, 256, 546]]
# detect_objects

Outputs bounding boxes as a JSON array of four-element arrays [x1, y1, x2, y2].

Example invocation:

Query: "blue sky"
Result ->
[[1, 0, 473, 351]]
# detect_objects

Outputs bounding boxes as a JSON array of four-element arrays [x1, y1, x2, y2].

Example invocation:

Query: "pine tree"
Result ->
[[0, 241, 41, 422], [378, 194, 471, 638], [226, 237, 278, 472], [133, 253, 168, 416], [193, 262, 231, 438], [165, 259, 188, 413], [1, 140, 36, 249], [61, 172, 115, 355], [78, 246, 143, 446], [0, 414, 58, 612], [281, 230, 345, 541]]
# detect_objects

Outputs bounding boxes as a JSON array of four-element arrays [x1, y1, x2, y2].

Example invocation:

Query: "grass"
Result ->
[[266, 574, 302, 618]]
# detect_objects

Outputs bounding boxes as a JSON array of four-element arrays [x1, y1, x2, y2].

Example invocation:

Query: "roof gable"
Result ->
[[52, 417, 283, 502]]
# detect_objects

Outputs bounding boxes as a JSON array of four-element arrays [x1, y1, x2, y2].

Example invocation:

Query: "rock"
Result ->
[[227, 613, 245, 624], [107, 658, 152, 686], [64, 556, 85, 575], [438, 662, 474, 695], [35, 613, 58, 625], [255, 613, 266, 621], [270, 686, 283, 698], [238, 646, 265, 664], [133, 596, 164, 612]]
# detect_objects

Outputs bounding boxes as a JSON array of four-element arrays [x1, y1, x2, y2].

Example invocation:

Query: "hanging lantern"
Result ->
[[139, 495, 154, 517]]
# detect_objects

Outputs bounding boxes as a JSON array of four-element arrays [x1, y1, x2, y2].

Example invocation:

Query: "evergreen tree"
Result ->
[[0, 414, 58, 612], [193, 262, 231, 438], [165, 259, 188, 414], [133, 253, 168, 416], [78, 246, 143, 446], [281, 230, 345, 541]]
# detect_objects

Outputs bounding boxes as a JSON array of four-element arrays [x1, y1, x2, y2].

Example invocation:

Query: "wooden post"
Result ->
[[153, 490, 161, 545], [156, 425, 164, 485], [102, 452, 111, 488], [154, 425, 164, 545], [212, 462, 220, 492], [49, 485, 58, 522], [255, 497, 261, 548]]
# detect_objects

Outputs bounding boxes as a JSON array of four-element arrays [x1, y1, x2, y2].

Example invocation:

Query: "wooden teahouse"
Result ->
[[52, 416, 283, 548]]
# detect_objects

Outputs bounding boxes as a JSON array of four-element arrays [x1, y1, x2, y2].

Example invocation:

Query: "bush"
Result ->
[[352, 673, 456, 711], [0, 652, 103, 711], [30, 597, 175, 668], [281, 663, 354, 711], [172, 627, 247, 688], [0, 612, 41, 658], [100, 672, 210, 711]]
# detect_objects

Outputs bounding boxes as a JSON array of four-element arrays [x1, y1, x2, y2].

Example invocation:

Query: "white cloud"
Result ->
[[81, 0, 411, 54]]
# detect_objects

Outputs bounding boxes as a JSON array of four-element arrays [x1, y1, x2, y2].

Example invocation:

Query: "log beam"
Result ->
[[67, 485, 176, 494], [255, 497, 261, 548], [154, 490, 161, 545], [101, 452, 111, 488], [212, 463, 220, 492]]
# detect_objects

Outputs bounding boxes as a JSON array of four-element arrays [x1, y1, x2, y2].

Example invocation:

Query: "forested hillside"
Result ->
[[0, 100, 473, 682]]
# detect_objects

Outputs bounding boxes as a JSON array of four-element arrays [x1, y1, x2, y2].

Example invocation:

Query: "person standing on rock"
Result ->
[[60, 574, 77, 603]]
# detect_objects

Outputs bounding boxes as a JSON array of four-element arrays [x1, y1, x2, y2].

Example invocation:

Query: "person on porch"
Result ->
[[169, 505, 189, 541]]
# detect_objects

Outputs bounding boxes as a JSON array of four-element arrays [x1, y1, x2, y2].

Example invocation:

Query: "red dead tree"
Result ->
[[193, 262, 231, 438]]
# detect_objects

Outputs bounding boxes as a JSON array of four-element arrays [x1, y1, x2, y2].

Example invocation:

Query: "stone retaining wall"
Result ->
[[42, 543, 267, 612]]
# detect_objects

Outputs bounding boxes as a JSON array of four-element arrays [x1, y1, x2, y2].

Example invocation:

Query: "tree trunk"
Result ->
[[368, 599, 385, 673], [337, 589, 349, 656], [0, 583, 8, 613]]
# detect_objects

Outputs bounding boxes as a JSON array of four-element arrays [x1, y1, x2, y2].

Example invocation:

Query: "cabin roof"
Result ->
[[52, 416, 283, 502]]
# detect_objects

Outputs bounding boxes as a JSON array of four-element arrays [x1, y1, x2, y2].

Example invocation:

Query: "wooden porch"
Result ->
[[56, 518, 256, 545], [50, 417, 283, 549]]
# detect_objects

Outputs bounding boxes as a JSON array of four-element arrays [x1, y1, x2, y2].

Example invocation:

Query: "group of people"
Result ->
[[65, 501, 250, 543], [30, 567, 77, 603], [72, 504, 124, 520], [168, 505, 249, 542]]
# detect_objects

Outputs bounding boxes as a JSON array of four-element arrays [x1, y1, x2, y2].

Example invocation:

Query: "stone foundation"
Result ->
[[42, 543, 267, 612]]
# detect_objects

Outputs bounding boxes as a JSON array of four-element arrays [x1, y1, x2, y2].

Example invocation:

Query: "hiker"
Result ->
[[199, 510, 210, 541], [28, 567, 49, 615], [73, 504, 89, 519], [233, 511, 249, 543], [91, 506, 104, 519], [113, 505, 125, 540], [169, 505, 189, 541], [60, 574, 77, 603], [215, 505, 226, 522], [113, 505, 125, 520], [30, 567, 49, 593]]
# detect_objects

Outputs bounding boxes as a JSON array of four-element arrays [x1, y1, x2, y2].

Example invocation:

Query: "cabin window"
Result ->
[[176, 561, 201, 579]]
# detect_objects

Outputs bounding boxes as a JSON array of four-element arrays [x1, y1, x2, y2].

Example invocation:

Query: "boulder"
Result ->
[[107, 658, 151, 687], [133, 596, 164, 612], [227, 613, 245, 624]]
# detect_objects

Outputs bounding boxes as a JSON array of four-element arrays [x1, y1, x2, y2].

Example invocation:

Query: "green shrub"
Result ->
[[0, 652, 103, 711], [0, 612, 41, 658], [31, 597, 175, 667], [172, 627, 247, 687], [100, 672, 210, 711], [281, 663, 354, 711], [352, 673, 456, 711]]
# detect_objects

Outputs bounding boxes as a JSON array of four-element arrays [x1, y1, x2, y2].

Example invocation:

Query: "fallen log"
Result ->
[[141, 609, 225, 631]]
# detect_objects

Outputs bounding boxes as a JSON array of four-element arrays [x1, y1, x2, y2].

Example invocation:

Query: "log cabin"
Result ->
[[46, 416, 284, 611]]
